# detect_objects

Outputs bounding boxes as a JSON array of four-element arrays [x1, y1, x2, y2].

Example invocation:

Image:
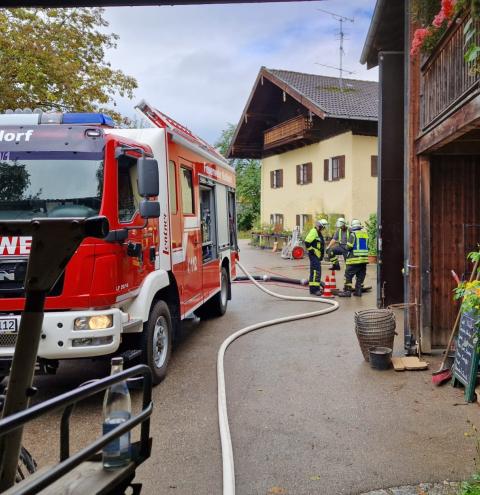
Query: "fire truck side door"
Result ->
[[117, 154, 155, 295], [180, 164, 202, 307]]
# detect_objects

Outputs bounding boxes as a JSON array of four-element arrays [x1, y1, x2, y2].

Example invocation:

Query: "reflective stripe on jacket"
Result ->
[[346, 230, 369, 265]]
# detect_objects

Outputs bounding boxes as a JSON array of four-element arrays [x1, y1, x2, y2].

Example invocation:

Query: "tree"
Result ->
[[0, 8, 137, 123], [0, 162, 31, 201], [215, 124, 261, 231]]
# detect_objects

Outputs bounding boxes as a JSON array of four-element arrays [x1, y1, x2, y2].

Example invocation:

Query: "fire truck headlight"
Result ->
[[74, 315, 113, 330]]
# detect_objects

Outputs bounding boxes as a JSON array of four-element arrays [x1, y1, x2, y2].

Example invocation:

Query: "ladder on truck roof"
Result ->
[[135, 100, 228, 166]]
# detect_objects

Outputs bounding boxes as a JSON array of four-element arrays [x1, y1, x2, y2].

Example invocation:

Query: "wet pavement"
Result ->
[[19, 239, 479, 494]]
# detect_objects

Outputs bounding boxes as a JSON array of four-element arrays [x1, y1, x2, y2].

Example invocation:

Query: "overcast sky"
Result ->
[[104, 0, 377, 144]]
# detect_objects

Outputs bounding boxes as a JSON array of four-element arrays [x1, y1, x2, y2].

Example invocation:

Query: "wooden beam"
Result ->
[[419, 155, 432, 353], [416, 93, 480, 154], [260, 69, 326, 120], [432, 141, 480, 155]]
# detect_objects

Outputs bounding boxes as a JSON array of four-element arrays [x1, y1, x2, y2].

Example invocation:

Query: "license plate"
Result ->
[[0, 318, 18, 333]]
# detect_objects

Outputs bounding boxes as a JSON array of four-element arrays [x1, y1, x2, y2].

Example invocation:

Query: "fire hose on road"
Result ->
[[217, 261, 340, 495]]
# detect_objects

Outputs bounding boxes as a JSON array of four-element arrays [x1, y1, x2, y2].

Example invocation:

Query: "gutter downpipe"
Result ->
[[403, 1, 415, 353]]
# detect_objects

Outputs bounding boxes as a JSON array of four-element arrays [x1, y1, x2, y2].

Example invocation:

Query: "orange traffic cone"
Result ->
[[330, 270, 337, 290], [322, 276, 334, 298]]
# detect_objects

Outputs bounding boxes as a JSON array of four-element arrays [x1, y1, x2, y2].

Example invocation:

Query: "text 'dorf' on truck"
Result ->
[[0, 101, 238, 384]]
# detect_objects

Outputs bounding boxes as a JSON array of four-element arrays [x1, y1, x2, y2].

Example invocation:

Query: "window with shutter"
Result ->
[[331, 156, 340, 180], [329, 156, 345, 181], [296, 162, 313, 185], [371, 156, 378, 177], [271, 169, 283, 189], [296, 214, 300, 227], [324, 159, 329, 181]]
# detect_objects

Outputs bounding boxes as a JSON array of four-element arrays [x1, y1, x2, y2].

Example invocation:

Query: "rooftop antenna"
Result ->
[[317, 8, 354, 90]]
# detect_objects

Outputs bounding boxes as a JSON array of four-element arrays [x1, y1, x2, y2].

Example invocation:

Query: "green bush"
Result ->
[[458, 475, 480, 494], [365, 213, 378, 256]]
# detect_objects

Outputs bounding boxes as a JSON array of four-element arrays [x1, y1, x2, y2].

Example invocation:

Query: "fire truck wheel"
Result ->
[[142, 300, 173, 385], [194, 266, 229, 319]]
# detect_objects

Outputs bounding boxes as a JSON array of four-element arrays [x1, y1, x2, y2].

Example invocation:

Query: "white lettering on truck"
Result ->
[[0, 129, 34, 143], [0, 237, 32, 256]]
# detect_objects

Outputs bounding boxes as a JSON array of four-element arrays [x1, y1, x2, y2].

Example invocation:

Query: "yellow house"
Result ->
[[228, 67, 378, 231]]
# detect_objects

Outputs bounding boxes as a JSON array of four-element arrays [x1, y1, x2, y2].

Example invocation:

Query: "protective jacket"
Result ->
[[305, 227, 325, 259], [346, 229, 368, 265], [333, 227, 350, 247]]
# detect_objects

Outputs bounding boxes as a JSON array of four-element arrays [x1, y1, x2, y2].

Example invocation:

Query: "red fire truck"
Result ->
[[0, 101, 238, 384]]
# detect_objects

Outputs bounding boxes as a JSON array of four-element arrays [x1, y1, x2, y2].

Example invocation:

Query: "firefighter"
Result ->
[[344, 219, 369, 297], [304, 219, 326, 296], [326, 217, 349, 271]]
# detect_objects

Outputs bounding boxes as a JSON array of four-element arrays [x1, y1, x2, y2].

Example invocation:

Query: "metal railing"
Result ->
[[421, 12, 480, 131], [0, 364, 152, 495]]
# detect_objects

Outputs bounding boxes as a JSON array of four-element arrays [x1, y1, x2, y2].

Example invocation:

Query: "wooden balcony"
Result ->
[[263, 115, 314, 149], [421, 12, 480, 131]]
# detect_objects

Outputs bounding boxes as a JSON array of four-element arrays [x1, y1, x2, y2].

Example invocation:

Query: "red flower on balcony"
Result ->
[[411, 0, 457, 56], [433, 0, 455, 27], [411, 28, 430, 56]]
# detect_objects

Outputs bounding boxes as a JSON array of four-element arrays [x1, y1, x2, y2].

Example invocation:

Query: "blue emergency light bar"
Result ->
[[63, 113, 115, 127], [0, 110, 115, 127]]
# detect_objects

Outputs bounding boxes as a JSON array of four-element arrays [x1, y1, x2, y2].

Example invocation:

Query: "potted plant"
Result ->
[[365, 213, 378, 264], [454, 251, 480, 317]]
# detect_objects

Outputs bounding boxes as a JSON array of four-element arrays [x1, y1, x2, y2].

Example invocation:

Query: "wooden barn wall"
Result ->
[[430, 155, 480, 347]]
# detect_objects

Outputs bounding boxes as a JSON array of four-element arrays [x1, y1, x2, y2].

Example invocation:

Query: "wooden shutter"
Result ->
[[278, 169, 283, 187], [270, 170, 274, 188], [324, 159, 329, 181], [296, 214, 300, 227], [339, 155, 345, 179], [306, 162, 312, 183], [296, 165, 301, 184], [371, 155, 378, 177], [270, 214, 274, 224]]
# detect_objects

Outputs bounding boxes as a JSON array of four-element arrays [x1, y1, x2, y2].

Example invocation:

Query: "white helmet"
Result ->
[[351, 219, 362, 229], [319, 219, 329, 228], [336, 217, 346, 228], [314, 219, 326, 230]]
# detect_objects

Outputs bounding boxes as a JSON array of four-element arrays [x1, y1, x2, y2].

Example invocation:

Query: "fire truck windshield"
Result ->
[[0, 152, 104, 219]]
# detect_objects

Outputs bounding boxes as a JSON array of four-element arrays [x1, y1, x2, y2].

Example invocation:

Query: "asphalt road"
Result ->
[[20, 240, 479, 494]]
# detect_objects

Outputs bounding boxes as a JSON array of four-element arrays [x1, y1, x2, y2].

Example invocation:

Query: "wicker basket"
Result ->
[[354, 309, 396, 362]]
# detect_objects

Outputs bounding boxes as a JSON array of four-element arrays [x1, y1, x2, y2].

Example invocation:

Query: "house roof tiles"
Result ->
[[267, 68, 378, 120]]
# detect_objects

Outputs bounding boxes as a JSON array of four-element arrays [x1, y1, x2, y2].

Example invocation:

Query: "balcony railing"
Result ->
[[421, 12, 480, 131], [264, 115, 313, 148]]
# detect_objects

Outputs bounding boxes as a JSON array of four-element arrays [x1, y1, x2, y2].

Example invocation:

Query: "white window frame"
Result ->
[[270, 213, 284, 226], [272, 169, 281, 188], [329, 157, 341, 181], [299, 164, 307, 185]]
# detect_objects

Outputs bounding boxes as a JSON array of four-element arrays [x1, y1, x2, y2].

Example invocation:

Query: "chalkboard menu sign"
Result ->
[[452, 312, 480, 402]]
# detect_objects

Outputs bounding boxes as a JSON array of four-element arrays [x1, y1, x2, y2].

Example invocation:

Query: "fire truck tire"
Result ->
[[195, 267, 229, 319], [141, 300, 173, 385]]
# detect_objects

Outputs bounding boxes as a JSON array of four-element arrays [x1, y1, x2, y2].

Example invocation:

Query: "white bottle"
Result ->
[[102, 357, 131, 469]]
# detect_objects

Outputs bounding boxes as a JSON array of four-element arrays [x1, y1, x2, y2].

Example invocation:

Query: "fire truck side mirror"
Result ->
[[140, 200, 160, 219], [137, 157, 159, 197]]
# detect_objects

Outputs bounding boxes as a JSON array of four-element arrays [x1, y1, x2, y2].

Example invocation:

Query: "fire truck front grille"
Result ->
[[0, 272, 65, 298], [0, 333, 17, 347]]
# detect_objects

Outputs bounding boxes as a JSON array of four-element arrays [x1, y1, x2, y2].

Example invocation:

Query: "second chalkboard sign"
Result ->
[[452, 312, 480, 402]]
